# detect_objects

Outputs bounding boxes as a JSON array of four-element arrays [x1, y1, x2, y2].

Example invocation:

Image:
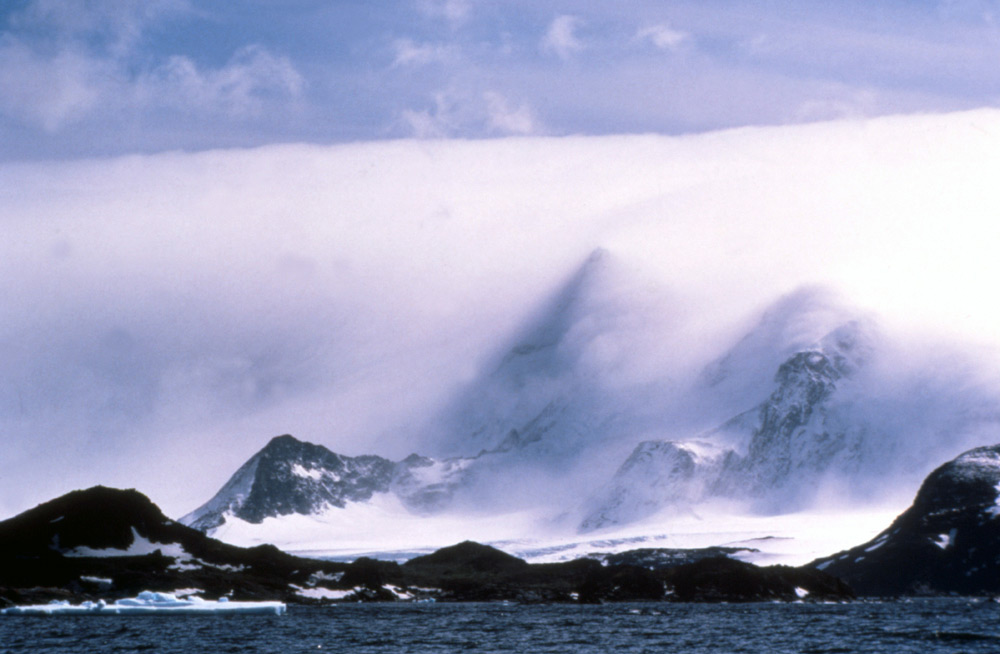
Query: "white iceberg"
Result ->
[[1, 591, 286, 616]]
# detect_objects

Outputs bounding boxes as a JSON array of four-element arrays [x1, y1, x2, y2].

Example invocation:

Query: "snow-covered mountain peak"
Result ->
[[424, 248, 680, 460], [181, 435, 395, 531], [763, 319, 872, 421], [491, 247, 668, 380], [699, 285, 869, 412]]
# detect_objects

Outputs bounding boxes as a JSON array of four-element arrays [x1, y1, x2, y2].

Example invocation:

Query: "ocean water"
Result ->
[[3, 599, 1000, 654]]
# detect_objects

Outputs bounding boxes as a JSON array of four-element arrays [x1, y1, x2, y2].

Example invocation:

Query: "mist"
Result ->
[[4, 110, 1000, 520]]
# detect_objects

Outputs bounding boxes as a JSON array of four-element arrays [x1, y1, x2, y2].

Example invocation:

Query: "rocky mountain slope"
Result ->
[[0, 486, 348, 606], [809, 444, 1000, 596], [182, 434, 500, 531], [182, 435, 397, 531], [582, 317, 877, 529], [582, 291, 1000, 530], [182, 274, 1000, 543]]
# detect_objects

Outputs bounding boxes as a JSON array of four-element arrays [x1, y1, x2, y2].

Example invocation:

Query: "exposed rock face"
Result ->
[[597, 546, 758, 569], [666, 556, 852, 603], [698, 286, 863, 414], [581, 319, 875, 529], [810, 444, 1000, 596], [182, 434, 499, 530], [182, 435, 397, 530], [715, 320, 873, 506]]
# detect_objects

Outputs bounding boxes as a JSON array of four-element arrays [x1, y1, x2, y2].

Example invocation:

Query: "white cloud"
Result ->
[[635, 23, 690, 51], [400, 89, 540, 137], [0, 1, 303, 131], [391, 38, 454, 67], [140, 46, 305, 117], [400, 92, 460, 137], [542, 15, 585, 59], [7, 111, 1000, 517], [483, 91, 538, 135], [416, 0, 472, 28]]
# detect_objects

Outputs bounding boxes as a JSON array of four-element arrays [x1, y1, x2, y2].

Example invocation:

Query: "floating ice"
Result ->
[[1, 591, 285, 616]]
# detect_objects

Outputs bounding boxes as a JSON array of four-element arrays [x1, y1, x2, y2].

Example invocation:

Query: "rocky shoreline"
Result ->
[[1, 487, 852, 607]]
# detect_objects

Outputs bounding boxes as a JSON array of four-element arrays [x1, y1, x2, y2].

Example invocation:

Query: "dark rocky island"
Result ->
[[810, 444, 1000, 596], [0, 486, 349, 607], [1, 486, 852, 607]]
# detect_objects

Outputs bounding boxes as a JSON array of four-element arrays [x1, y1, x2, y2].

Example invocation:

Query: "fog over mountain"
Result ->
[[5, 109, 1000, 527], [177, 273, 1000, 562]]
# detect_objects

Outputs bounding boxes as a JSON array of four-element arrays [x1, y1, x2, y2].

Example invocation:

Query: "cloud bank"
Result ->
[[4, 110, 1000, 519]]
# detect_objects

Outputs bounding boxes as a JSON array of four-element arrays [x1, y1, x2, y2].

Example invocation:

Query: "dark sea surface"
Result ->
[[4, 599, 1000, 654]]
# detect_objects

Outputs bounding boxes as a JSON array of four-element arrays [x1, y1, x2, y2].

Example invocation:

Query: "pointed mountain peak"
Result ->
[[490, 247, 676, 376], [700, 285, 874, 404], [424, 248, 679, 457], [496, 248, 624, 365], [736, 285, 860, 349], [265, 434, 303, 448], [256, 434, 329, 460], [181, 435, 395, 532]]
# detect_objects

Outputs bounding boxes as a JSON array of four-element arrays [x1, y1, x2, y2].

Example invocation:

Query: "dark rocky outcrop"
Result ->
[[668, 556, 851, 602], [0, 486, 347, 606], [809, 444, 1000, 596], [1, 486, 853, 607], [599, 546, 759, 569]]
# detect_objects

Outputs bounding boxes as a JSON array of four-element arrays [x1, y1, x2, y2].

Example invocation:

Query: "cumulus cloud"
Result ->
[[139, 46, 305, 117], [0, 0, 303, 132], [401, 89, 540, 137], [794, 87, 880, 121], [542, 15, 585, 59], [483, 91, 538, 135], [400, 92, 460, 137], [635, 23, 690, 51]]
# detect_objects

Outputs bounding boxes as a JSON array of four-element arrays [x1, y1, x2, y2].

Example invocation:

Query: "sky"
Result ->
[[3, 0, 1000, 158], [4, 1, 1000, 520]]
